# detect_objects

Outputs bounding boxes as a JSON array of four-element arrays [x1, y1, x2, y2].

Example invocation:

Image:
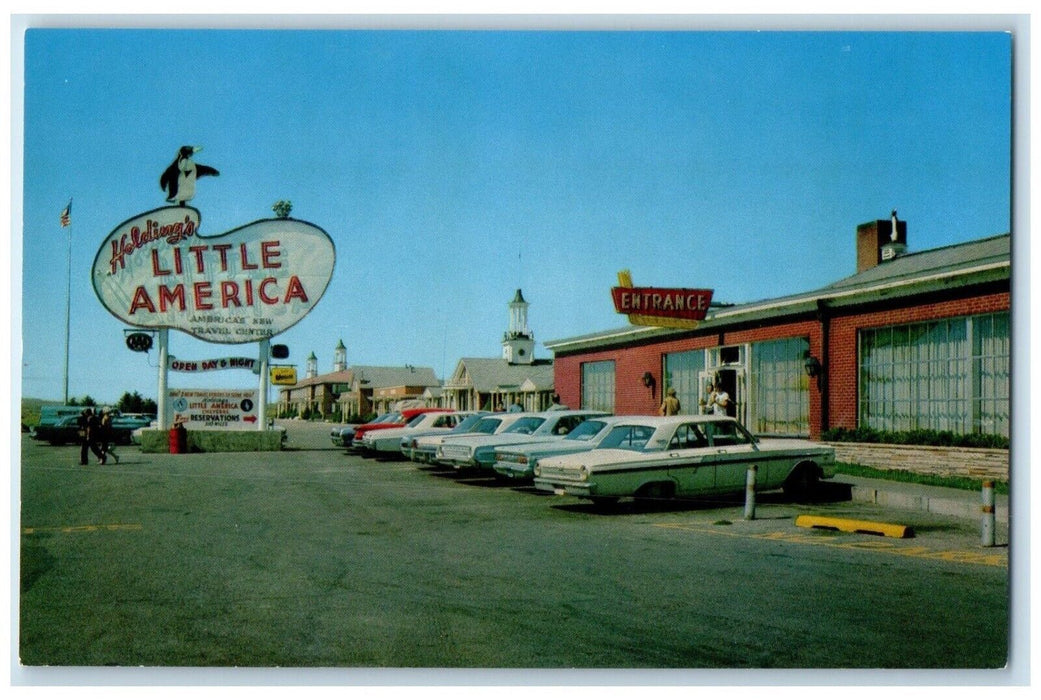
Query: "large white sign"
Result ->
[[92, 206, 335, 343], [169, 388, 259, 430]]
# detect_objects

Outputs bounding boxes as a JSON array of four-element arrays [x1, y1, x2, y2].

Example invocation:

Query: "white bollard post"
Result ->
[[744, 465, 757, 520], [981, 480, 996, 547]]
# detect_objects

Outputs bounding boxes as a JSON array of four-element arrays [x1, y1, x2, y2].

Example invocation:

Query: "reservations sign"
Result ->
[[92, 206, 335, 344], [612, 271, 712, 329], [169, 388, 259, 429]]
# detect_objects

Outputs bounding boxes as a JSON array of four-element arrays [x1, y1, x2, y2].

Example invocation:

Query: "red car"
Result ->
[[350, 408, 451, 449]]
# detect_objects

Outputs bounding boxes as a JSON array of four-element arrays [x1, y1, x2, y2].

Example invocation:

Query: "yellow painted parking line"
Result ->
[[22, 523, 142, 535], [794, 514, 913, 539], [654, 522, 1007, 568]]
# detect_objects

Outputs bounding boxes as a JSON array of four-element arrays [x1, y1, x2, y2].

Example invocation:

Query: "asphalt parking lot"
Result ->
[[17, 420, 1011, 676]]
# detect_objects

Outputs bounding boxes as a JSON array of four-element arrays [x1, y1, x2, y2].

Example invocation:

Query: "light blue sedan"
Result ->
[[492, 416, 628, 482]]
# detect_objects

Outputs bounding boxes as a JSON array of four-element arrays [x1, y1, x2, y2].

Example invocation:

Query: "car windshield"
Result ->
[[406, 413, 429, 427], [701, 420, 755, 447], [533, 414, 591, 436], [451, 414, 486, 432], [472, 417, 503, 434], [563, 420, 608, 442], [597, 424, 657, 451], [503, 417, 546, 435]]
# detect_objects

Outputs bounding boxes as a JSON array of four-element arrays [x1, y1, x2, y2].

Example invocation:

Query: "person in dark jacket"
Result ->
[[78, 408, 106, 465]]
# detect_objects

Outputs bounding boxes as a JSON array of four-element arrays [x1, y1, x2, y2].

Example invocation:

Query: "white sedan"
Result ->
[[410, 412, 532, 465], [533, 415, 835, 506]]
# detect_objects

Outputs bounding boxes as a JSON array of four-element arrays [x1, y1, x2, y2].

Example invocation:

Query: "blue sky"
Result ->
[[14, 23, 1013, 404]]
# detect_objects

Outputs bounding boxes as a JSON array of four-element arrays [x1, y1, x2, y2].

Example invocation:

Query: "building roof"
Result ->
[[452, 357, 555, 392], [286, 365, 438, 390], [545, 233, 1010, 353], [350, 365, 440, 389]]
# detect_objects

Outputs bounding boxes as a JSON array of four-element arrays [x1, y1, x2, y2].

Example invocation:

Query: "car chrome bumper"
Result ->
[[493, 463, 533, 479], [533, 478, 590, 496]]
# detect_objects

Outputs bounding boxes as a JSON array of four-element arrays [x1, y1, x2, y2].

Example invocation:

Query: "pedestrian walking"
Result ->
[[78, 408, 105, 465], [100, 409, 120, 464]]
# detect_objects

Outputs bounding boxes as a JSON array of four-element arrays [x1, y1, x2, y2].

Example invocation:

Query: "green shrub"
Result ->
[[835, 462, 1009, 494], [822, 426, 1009, 450]]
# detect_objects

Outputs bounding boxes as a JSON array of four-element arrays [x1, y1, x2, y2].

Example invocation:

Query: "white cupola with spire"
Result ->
[[305, 351, 318, 379], [502, 289, 535, 365], [333, 339, 347, 372]]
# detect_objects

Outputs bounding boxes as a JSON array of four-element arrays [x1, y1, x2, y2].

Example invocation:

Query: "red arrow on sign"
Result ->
[[243, 415, 257, 423]]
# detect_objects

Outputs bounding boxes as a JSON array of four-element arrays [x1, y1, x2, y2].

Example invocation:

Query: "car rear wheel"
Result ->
[[783, 463, 820, 500]]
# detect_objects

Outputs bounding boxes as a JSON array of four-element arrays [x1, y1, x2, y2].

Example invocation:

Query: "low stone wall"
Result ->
[[825, 442, 1009, 483], [139, 429, 283, 453]]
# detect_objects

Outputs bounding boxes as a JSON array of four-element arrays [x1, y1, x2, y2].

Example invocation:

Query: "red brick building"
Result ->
[[545, 217, 1010, 440]]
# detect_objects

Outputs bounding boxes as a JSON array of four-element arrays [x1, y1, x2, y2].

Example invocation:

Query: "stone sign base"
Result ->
[[138, 429, 284, 453]]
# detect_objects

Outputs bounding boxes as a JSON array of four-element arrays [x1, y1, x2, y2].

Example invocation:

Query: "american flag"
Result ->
[[60, 199, 72, 227]]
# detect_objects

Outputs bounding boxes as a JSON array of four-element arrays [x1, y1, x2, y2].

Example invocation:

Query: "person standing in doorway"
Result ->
[[659, 387, 681, 416], [699, 382, 716, 414], [711, 385, 731, 416]]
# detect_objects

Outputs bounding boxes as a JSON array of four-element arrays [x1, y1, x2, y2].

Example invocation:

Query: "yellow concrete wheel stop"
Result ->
[[795, 515, 914, 539]]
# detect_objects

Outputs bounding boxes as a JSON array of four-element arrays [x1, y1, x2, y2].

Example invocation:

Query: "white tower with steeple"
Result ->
[[333, 339, 347, 372], [305, 351, 318, 379], [502, 289, 535, 365]]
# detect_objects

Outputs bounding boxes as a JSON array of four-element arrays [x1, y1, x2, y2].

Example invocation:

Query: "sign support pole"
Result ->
[[258, 338, 270, 430], [157, 328, 170, 429], [62, 215, 72, 404]]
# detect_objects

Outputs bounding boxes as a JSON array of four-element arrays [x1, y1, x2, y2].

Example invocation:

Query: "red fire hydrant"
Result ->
[[169, 422, 188, 454]]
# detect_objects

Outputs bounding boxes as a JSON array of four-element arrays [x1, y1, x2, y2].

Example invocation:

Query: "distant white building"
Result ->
[[442, 289, 556, 412]]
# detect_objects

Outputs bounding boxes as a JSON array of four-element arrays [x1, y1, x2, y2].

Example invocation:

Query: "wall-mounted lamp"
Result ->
[[804, 356, 822, 378], [641, 371, 656, 398]]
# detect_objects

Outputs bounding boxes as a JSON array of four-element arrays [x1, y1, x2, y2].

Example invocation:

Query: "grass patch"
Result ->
[[835, 462, 1009, 495]]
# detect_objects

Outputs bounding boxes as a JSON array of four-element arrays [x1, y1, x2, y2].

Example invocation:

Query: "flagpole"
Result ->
[[62, 199, 72, 404]]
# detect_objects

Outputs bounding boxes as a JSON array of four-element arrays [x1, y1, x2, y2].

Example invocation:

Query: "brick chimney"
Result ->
[[856, 211, 907, 273]]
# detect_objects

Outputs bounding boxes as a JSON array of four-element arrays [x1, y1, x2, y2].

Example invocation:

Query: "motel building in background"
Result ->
[[545, 215, 1010, 442]]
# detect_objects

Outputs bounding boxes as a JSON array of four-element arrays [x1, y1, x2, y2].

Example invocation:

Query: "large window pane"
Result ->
[[581, 361, 615, 413], [663, 350, 705, 415], [752, 337, 809, 436], [859, 312, 1009, 437]]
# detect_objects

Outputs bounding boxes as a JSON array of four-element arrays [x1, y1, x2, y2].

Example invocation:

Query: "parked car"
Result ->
[[533, 415, 836, 506], [492, 415, 630, 482], [30, 415, 84, 446], [131, 420, 157, 445], [357, 410, 474, 456], [350, 408, 450, 450], [435, 410, 610, 471], [111, 413, 154, 437], [406, 413, 523, 464], [29, 405, 86, 438], [32, 410, 152, 446], [330, 423, 361, 448], [335, 411, 397, 448]]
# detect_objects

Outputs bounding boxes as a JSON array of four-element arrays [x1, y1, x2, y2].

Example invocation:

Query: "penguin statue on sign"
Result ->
[[160, 145, 219, 205]]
